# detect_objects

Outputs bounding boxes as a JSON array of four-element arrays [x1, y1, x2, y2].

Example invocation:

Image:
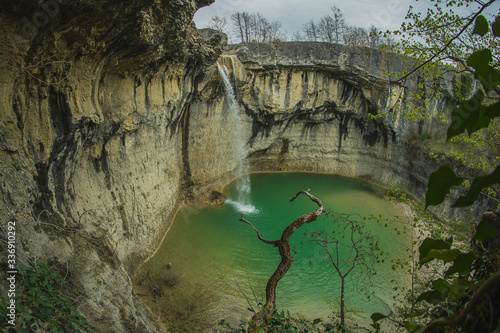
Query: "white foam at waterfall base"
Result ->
[[217, 58, 255, 211], [229, 175, 258, 213], [224, 198, 259, 214]]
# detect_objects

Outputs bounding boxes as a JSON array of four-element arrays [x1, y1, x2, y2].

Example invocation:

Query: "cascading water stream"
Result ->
[[216, 57, 257, 214]]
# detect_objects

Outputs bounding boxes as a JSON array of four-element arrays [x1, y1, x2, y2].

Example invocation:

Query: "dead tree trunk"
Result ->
[[340, 276, 345, 326], [239, 190, 325, 332]]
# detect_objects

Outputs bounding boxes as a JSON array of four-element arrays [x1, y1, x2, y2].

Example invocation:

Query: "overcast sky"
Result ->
[[193, 0, 500, 42]]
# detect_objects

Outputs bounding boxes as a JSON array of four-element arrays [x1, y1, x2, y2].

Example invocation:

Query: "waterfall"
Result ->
[[216, 57, 257, 214]]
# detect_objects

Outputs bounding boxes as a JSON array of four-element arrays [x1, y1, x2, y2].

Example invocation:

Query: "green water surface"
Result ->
[[144, 173, 412, 326]]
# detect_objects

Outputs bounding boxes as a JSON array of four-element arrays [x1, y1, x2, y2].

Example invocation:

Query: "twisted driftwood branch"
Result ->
[[239, 214, 276, 245], [239, 190, 325, 332]]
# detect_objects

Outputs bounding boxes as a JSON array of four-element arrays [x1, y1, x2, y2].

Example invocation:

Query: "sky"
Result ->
[[193, 0, 500, 42]]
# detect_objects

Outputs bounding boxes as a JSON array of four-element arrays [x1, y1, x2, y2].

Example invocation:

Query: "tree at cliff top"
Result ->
[[316, 6, 345, 44], [208, 6, 393, 47], [230, 11, 284, 43], [300, 6, 391, 48], [208, 15, 228, 34], [302, 19, 320, 42]]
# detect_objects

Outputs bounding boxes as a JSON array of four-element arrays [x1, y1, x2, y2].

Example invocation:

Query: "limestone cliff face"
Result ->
[[0, 1, 225, 332], [0, 3, 492, 331], [198, 42, 493, 220], [211, 43, 446, 197]]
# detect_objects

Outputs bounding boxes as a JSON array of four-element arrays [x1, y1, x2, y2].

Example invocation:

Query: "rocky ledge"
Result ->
[[0, 2, 495, 331]]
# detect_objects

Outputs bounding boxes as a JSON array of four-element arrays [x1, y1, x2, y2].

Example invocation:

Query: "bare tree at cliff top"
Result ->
[[231, 11, 284, 43], [238, 190, 325, 332], [318, 15, 336, 43], [231, 12, 249, 43], [208, 15, 228, 34], [330, 6, 346, 44], [368, 24, 383, 48], [303, 19, 319, 42], [265, 20, 284, 43], [318, 6, 345, 44], [343, 25, 370, 46]]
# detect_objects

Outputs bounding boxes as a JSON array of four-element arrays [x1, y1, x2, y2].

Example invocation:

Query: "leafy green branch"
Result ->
[[0, 261, 96, 333], [394, 0, 497, 83], [425, 13, 500, 209], [373, 10, 500, 332]]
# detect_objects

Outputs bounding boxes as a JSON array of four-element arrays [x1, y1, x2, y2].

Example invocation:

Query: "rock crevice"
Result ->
[[0, 5, 493, 331]]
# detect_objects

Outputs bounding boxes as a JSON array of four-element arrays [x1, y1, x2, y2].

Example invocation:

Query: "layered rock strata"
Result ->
[[0, 1, 224, 331], [220, 43, 494, 220], [219, 43, 438, 194], [0, 2, 494, 331]]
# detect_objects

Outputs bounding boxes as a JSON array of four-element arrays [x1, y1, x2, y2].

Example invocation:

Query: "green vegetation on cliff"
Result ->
[[0, 261, 96, 332], [372, 1, 500, 332]]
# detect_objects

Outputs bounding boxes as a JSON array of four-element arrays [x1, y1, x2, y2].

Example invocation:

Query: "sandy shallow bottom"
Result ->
[[136, 173, 413, 331]]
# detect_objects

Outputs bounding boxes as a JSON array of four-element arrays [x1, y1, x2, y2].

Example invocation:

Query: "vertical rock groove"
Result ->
[[181, 102, 194, 201]]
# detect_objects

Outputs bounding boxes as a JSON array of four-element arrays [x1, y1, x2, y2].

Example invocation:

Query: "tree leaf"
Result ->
[[468, 49, 493, 73], [324, 323, 334, 331], [447, 90, 485, 139], [467, 49, 500, 93], [445, 252, 477, 276], [492, 320, 500, 333], [416, 290, 443, 304], [426, 249, 461, 263], [453, 165, 500, 207], [450, 278, 473, 298], [472, 220, 497, 241], [371, 312, 388, 323], [404, 321, 421, 332], [425, 166, 463, 208], [432, 278, 451, 293], [403, 309, 426, 319], [467, 106, 491, 135], [419, 237, 452, 265], [473, 15, 489, 36], [339, 324, 351, 333], [492, 16, 500, 37], [448, 97, 500, 140], [485, 101, 500, 119]]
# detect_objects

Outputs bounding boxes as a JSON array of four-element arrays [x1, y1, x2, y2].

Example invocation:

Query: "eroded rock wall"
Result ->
[[219, 43, 448, 198], [218, 42, 494, 222], [0, 1, 226, 332], [0, 3, 492, 331]]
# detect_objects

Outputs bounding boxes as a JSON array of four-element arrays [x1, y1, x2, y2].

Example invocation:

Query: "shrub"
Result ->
[[0, 261, 96, 333]]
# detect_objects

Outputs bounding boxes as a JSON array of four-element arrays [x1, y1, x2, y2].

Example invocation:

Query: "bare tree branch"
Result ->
[[305, 212, 378, 325], [238, 214, 276, 245], [240, 190, 325, 332]]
